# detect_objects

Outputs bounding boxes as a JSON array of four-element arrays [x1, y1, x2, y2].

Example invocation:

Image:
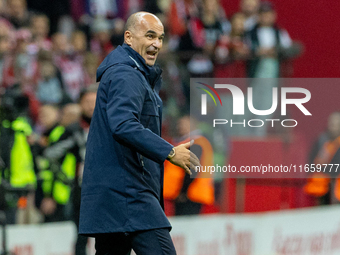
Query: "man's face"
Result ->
[[259, 11, 277, 27], [125, 14, 164, 66], [52, 33, 70, 54], [241, 0, 260, 16], [38, 106, 59, 129], [8, 0, 26, 18], [31, 16, 49, 38]]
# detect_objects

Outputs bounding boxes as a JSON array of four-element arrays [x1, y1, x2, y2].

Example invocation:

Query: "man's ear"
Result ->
[[124, 31, 132, 46]]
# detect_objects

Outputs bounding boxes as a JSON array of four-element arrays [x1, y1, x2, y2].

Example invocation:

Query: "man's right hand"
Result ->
[[168, 140, 201, 175]]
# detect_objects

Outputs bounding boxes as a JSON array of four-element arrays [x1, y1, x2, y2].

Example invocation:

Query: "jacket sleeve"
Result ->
[[104, 65, 173, 164]]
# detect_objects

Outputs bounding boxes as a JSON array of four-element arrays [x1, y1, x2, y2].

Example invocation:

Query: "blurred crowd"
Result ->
[[0, 0, 302, 135], [0, 0, 304, 236]]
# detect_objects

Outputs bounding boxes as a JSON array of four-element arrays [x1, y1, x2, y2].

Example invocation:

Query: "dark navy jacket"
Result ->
[[79, 44, 173, 235]]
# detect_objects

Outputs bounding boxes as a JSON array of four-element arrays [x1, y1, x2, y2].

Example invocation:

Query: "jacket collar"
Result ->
[[122, 43, 162, 89]]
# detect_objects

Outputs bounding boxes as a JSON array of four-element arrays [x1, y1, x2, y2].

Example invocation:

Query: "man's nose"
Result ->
[[152, 38, 162, 49]]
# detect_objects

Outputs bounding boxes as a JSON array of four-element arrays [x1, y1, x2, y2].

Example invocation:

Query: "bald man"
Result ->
[[79, 12, 200, 255]]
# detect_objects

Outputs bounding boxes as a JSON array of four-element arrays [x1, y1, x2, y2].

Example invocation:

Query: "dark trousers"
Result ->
[[75, 234, 88, 255], [94, 228, 176, 255]]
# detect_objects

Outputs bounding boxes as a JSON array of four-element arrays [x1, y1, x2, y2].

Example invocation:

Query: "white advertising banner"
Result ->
[[169, 206, 340, 255], [0, 222, 77, 255], [1, 206, 340, 255]]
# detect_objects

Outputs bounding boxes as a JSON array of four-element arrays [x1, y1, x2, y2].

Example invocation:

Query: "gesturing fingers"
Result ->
[[184, 165, 192, 175], [190, 162, 198, 174], [182, 139, 194, 149], [190, 151, 201, 167]]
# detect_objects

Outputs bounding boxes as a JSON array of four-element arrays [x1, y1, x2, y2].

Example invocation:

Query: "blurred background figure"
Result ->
[[34, 104, 62, 222], [13, 29, 36, 91], [52, 32, 85, 102], [29, 13, 51, 51], [164, 114, 215, 216], [60, 103, 81, 127], [26, 0, 72, 36], [0, 18, 14, 89], [35, 50, 65, 104], [245, 2, 295, 136], [110, 17, 125, 47], [90, 18, 114, 62], [71, 30, 87, 57], [83, 52, 99, 86], [72, 84, 97, 255], [167, 0, 202, 54], [34, 103, 81, 223], [0, 86, 36, 224], [310, 112, 340, 166], [0, 0, 6, 16], [6, 0, 32, 29], [201, 0, 229, 58], [240, 0, 260, 32], [246, 1, 293, 79], [304, 112, 340, 205], [214, 12, 250, 78], [228, 13, 249, 62]]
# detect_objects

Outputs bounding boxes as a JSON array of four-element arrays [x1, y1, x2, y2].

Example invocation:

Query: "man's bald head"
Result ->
[[124, 12, 164, 66], [124, 12, 162, 33]]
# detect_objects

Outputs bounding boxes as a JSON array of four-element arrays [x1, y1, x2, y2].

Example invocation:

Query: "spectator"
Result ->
[[60, 103, 81, 127], [246, 1, 293, 136], [310, 112, 340, 165], [71, 30, 87, 56], [214, 12, 250, 78], [201, 0, 229, 57], [167, 0, 203, 54], [83, 52, 98, 86], [118, 0, 144, 20], [35, 104, 81, 222], [110, 18, 125, 48], [26, 0, 71, 36], [52, 33, 85, 101], [90, 18, 114, 62], [6, 0, 32, 29], [240, 0, 260, 32], [246, 1, 293, 78], [69, 0, 138, 24], [52, 32, 70, 55], [72, 85, 97, 255], [229, 12, 250, 61], [0, 19, 14, 88], [0, 0, 6, 17], [143, 0, 163, 16], [0, 86, 36, 224], [29, 13, 51, 51], [87, 0, 117, 18], [36, 50, 65, 104], [13, 28, 38, 92]]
